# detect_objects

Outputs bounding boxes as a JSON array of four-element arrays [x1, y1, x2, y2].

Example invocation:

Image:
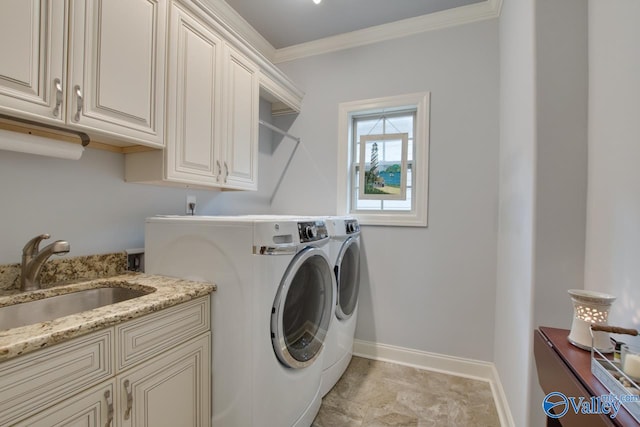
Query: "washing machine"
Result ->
[[144, 215, 335, 427], [320, 216, 361, 396]]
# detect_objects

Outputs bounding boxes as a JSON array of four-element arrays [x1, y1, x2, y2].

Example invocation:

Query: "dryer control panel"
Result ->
[[298, 220, 328, 243], [345, 219, 360, 235]]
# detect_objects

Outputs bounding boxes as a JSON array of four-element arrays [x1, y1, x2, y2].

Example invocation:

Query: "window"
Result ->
[[337, 92, 430, 226]]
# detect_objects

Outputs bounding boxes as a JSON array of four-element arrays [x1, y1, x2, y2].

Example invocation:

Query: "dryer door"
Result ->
[[335, 236, 360, 320], [271, 246, 335, 369]]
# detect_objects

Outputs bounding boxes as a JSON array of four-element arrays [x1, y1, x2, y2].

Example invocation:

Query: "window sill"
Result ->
[[351, 212, 427, 227]]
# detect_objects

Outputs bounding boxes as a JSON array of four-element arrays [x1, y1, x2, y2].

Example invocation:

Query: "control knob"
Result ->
[[302, 225, 317, 240], [347, 222, 357, 233]]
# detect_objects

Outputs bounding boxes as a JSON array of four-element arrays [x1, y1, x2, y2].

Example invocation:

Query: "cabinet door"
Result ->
[[165, 2, 222, 186], [0, 0, 66, 123], [14, 381, 115, 427], [67, 0, 166, 147], [0, 329, 113, 426], [221, 44, 259, 190], [118, 333, 211, 427]]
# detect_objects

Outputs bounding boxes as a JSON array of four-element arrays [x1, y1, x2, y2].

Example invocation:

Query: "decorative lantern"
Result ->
[[567, 289, 616, 353]]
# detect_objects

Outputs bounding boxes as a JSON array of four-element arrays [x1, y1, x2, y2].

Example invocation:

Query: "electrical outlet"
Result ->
[[186, 195, 197, 215]]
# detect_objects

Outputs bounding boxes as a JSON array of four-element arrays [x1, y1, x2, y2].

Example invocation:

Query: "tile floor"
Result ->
[[313, 356, 500, 427]]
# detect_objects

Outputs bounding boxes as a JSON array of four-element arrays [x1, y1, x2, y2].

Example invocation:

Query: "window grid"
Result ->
[[351, 110, 416, 212]]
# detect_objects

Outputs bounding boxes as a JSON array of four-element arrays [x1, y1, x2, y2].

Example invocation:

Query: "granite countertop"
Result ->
[[0, 273, 216, 362]]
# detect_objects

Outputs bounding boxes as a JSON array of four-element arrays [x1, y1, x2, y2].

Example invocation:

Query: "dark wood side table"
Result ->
[[534, 327, 639, 427]]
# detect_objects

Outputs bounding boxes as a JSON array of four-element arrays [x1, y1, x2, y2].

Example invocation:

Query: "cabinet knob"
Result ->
[[104, 389, 114, 427], [124, 379, 133, 420], [73, 85, 83, 122], [224, 161, 229, 183], [53, 78, 63, 117]]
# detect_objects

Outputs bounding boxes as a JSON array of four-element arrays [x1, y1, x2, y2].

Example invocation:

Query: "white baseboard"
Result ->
[[352, 339, 515, 427]]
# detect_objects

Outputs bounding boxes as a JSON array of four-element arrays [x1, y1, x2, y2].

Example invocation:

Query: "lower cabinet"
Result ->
[[1, 297, 211, 427], [118, 334, 210, 427], [15, 382, 116, 427], [16, 335, 210, 427]]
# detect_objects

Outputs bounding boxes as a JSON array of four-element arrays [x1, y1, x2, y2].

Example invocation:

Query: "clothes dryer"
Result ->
[[320, 216, 361, 396], [145, 216, 335, 427]]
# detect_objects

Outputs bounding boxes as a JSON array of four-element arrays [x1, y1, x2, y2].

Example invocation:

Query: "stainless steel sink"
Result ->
[[0, 285, 153, 331]]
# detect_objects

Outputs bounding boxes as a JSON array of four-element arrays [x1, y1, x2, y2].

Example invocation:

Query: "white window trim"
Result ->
[[337, 92, 430, 227]]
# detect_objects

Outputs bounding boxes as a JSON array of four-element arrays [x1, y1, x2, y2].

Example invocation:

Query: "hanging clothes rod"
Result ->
[[258, 119, 301, 204], [258, 120, 300, 142]]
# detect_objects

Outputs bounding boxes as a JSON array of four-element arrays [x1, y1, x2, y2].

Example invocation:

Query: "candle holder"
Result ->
[[568, 289, 616, 352], [623, 344, 640, 382]]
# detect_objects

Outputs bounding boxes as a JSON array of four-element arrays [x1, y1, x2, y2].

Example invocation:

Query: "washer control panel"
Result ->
[[298, 220, 328, 243], [345, 219, 360, 234]]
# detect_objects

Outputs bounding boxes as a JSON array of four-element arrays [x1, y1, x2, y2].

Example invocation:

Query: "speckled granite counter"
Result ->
[[0, 252, 129, 292], [0, 273, 216, 362]]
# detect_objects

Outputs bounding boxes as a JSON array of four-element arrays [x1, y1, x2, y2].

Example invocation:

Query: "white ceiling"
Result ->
[[223, 0, 484, 49]]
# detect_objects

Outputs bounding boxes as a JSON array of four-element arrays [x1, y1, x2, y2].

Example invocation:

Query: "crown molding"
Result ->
[[197, 0, 502, 65], [195, 0, 276, 59], [273, 0, 502, 64]]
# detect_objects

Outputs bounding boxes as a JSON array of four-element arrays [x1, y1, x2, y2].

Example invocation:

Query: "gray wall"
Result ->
[[0, 100, 277, 264], [585, 1, 640, 344], [275, 19, 500, 362], [534, 0, 588, 344], [495, 1, 589, 425], [493, 0, 536, 424], [531, 1, 589, 426]]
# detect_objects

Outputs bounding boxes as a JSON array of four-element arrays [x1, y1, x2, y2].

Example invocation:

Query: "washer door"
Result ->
[[335, 237, 360, 320], [271, 247, 335, 369]]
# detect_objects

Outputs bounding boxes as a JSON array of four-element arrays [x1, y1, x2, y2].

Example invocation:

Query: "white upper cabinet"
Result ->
[[1, 0, 302, 187], [165, 1, 222, 186], [221, 44, 259, 190], [0, 0, 66, 123], [67, 0, 166, 147], [126, 1, 259, 190], [0, 0, 166, 148]]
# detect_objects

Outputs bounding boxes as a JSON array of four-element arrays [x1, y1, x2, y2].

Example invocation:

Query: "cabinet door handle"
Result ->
[[104, 390, 114, 427], [124, 379, 133, 420], [216, 160, 222, 182], [73, 85, 83, 122], [53, 78, 63, 117], [224, 161, 229, 183]]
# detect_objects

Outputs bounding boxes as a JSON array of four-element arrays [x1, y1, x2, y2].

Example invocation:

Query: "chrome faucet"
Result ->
[[20, 234, 70, 291]]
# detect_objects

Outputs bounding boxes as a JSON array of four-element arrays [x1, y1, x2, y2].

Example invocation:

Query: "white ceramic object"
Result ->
[[567, 289, 616, 353]]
